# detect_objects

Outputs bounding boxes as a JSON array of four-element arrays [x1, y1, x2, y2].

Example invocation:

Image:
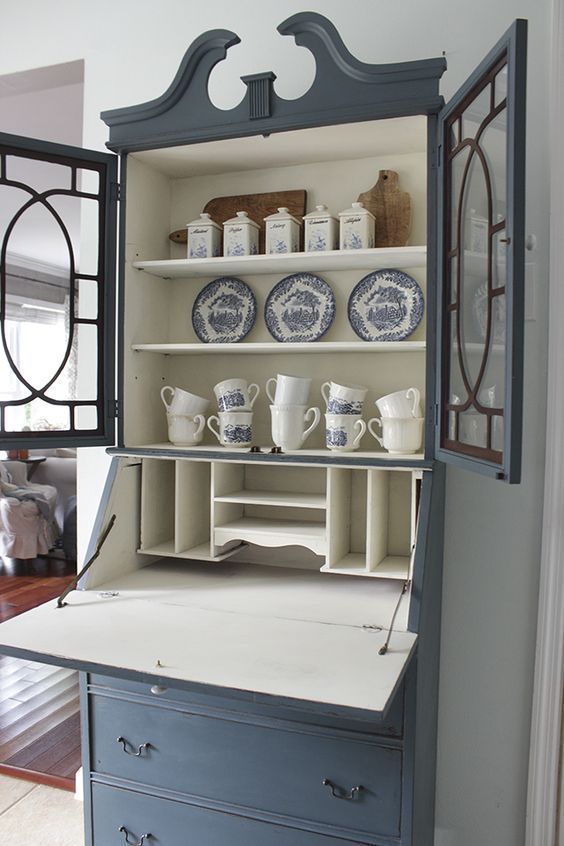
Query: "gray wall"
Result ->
[[0, 1, 550, 843]]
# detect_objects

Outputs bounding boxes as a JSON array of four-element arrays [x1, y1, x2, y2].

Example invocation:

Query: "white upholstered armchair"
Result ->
[[0, 460, 57, 558]]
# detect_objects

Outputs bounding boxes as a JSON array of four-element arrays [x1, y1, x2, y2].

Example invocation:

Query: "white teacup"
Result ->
[[166, 413, 205, 446], [266, 374, 311, 406], [325, 414, 366, 452], [207, 411, 253, 448], [321, 381, 367, 415], [375, 387, 421, 419], [161, 385, 209, 415], [368, 416, 424, 454], [270, 404, 320, 451], [214, 378, 259, 412]]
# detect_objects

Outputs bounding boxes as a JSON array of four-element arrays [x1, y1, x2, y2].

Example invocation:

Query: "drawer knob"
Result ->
[[322, 778, 364, 801], [118, 827, 152, 845], [116, 736, 152, 757]]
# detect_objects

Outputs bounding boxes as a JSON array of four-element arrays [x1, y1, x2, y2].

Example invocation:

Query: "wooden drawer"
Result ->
[[91, 782, 360, 846], [89, 694, 402, 841]]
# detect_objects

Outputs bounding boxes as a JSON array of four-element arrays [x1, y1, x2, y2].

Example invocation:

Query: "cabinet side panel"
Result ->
[[123, 156, 172, 447], [408, 464, 445, 844], [81, 459, 145, 589]]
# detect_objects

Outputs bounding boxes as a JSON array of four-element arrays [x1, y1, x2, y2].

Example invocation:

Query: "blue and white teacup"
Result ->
[[321, 381, 367, 415], [207, 411, 253, 449], [214, 378, 259, 412], [325, 414, 366, 452]]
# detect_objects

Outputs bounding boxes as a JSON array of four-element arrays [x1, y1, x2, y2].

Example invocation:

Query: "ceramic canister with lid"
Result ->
[[264, 207, 301, 254], [186, 212, 222, 258], [338, 201, 375, 250], [303, 204, 338, 252], [223, 211, 260, 257]]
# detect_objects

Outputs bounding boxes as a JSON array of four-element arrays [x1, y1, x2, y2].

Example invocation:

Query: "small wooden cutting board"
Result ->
[[170, 189, 307, 253], [357, 170, 411, 247]]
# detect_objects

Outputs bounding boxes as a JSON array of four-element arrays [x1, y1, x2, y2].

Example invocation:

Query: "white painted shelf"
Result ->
[[321, 554, 410, 580], [131, 341, 426, 355], [132, 246, 427, 279], [214, 517, 326, 556], [115, 444, 427, 468], [138, 540, 239, 562], [214, 490, 326, 509]]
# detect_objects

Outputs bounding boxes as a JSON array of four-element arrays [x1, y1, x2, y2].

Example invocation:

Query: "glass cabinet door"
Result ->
[[0, 133, 117, 448], [436, 20, 527, 483]]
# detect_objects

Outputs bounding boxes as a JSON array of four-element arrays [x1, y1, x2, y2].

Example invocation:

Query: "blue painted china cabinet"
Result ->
[[0, 13, 526, 845]]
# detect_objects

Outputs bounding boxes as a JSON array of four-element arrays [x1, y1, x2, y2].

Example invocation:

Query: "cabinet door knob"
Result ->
[[118, 827, 152, 845], [150, 685, 168, 696], [322, 778, 364, 800], [116, 736, 151, 757]]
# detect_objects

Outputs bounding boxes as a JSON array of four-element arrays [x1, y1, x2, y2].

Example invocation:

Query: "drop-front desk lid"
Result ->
[[0, 560, 417, 719]]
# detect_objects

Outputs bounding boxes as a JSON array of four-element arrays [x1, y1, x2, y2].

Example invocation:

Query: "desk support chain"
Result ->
[[56, 514, 117, 608]]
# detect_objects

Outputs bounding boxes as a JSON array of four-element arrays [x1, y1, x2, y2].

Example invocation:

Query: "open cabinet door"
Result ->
[[0, 133, 117, 449], [436, 20, 527, 483]]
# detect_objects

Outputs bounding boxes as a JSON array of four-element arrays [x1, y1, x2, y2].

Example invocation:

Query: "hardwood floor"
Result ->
[[0, 565, 81, 791]]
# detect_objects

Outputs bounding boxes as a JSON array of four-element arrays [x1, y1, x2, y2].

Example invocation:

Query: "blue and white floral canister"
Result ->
[[223, 211, 260, 257], [264, 207, 301, 255], [338, 201, 375, 250], [186, 213, 221, 259], [303, 204, 338, 252]]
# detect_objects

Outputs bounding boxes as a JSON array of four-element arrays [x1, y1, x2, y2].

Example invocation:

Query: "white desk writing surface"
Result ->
[[0, 561, 415, 715]]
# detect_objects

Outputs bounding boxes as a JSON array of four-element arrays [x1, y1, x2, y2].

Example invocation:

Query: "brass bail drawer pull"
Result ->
[[322, 778, 364, 800], [118, 827, 152, 845], [116, 736, 151, 757]]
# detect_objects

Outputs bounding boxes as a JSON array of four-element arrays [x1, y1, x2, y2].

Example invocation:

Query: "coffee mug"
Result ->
[[325, 414, 366, 451], [166, 413, 205, 446], [161, 385, 209, 415], [375, 387, 421, 419], [207, 411, 253, 448], [266, 374, 311, 406], [368, 416, 424, 454], [321, 381, 367, 415], [214, 378, 259, 412], [270, 404, 320, 450]]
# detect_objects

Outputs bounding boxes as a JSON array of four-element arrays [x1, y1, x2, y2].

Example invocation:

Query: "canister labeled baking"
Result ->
[[264, 207, 301, 254], [223, 211, 260, 257], [186, 213, 221, 259], [304, 204, 338, 252], [338, 201, 375, 250]]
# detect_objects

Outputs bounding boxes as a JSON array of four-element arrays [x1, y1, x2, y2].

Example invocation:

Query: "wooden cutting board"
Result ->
[[357, 170, 411, 247], [170, 189, 307, 252]]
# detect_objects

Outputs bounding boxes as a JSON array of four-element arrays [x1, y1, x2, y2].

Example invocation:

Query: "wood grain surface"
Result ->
[[0, 575, 80, 791], [357, 170, 411, 247], [170, 189, 307, 252]]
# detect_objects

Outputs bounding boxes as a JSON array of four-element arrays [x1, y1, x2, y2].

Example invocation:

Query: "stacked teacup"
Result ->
[[207, 378, 259, 449], [161, 385, 209, 446], [267, 374, 320, 451], [321, 381, 367, 452], [368, 388, 424, 454]]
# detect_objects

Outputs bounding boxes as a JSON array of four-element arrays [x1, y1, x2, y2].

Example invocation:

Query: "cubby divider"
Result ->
[[139, 457, 421, 577]]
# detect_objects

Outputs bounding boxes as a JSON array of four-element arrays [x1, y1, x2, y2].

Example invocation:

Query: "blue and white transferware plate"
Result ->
[[264, 273, 335, 343], [192, 277, 256, 343], [348, 269, 424, 342]]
